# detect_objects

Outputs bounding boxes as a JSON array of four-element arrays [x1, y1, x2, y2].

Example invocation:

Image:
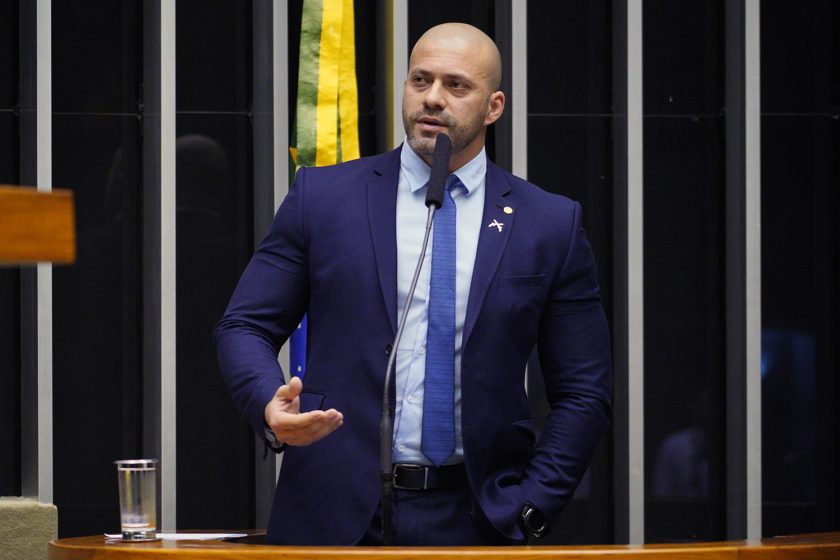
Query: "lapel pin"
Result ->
[[488, 219, 504, 232], [503, 206, 513, 215]]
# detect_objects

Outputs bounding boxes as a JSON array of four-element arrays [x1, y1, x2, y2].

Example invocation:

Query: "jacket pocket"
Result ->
[[299, 391, 326, 413]]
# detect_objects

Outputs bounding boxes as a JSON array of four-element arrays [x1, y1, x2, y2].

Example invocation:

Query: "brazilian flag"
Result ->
[[289, 0, 360, 379]]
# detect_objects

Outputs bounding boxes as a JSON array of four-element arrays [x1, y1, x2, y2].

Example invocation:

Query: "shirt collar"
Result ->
[[400, 138, 486, 197]]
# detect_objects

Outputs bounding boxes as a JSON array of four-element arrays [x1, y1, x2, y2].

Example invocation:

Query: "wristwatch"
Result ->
[[263, 424, 287, 452], [520, 502, 548, 539]]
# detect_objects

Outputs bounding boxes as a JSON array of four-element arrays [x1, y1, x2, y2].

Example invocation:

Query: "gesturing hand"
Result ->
[[264, 376, 344, 446]]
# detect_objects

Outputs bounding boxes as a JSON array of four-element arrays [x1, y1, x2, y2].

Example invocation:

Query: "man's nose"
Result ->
[[424, 81, 446, 110]]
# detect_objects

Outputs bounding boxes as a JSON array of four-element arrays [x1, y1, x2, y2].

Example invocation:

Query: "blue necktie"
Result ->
[[422, 174, 460, 466]]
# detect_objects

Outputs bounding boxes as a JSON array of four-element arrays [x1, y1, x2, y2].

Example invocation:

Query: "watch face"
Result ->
[[529, 508, 547, 531], [522, 504, 548, 536]]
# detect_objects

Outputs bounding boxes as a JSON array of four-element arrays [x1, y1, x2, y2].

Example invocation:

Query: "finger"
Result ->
[[275, 409, 342, 432], [274, 376, 303, 401], [304, 413, 343, 439], [281, 421, 340, 445], [274, 409, 343, 439], [265, 394, 300, 425], [280, 412, 344, 445], [298, 410, 343, 436], [285, 422, 341, 445]]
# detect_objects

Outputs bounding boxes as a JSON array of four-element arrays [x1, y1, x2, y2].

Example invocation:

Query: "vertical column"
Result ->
[[142, 0, 176, 532], [613, 0, 644, 545], [254, 0, 276, 239], [250, 0, 290, 526], [391, 0, 407, 148], [510, 0, 527, 180], [743, 0, 762, 540], [272, 0, 291, 485], [625, 0, 645, 544], [492, 0, 511, 171], [155, 0, 176, 533], [506, 0, 528, 391], [375, 0, 407, 152], [252, 0, 274, 525], [273, 1, 290, 213], [19, 0, 53, 504], [725, 0, 762, 540], [160, 0, 177, 532]]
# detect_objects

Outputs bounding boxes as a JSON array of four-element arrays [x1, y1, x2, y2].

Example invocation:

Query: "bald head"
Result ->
[[402, 22, 506, 169], [410, 23, 502, 91]]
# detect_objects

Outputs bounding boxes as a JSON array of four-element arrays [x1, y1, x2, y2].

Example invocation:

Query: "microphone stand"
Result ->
[[379, 204, 437, 545]]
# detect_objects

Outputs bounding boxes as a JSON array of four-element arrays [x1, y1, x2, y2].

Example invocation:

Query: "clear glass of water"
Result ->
[[115, 459, 158, 540]]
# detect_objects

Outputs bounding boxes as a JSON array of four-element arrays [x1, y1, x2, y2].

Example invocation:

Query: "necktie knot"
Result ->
[[445, 174, 461, 193]]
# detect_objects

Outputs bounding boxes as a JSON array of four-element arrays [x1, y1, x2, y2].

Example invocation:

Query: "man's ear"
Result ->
[[484, 91, 505, 126]]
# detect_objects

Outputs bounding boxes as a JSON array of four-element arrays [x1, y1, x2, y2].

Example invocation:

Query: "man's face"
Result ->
[[402, 37, 499, 166]]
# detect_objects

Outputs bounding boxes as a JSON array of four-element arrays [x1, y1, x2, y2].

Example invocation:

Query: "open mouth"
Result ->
[[417, 117, 448, 131]]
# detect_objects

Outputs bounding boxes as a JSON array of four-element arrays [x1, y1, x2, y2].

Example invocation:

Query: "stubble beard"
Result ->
[[403, 107, 486, 162]]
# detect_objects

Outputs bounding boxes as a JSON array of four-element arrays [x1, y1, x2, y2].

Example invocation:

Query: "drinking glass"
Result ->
[[114, 459, 158, 540]]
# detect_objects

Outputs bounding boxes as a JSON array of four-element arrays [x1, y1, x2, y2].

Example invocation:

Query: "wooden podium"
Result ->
[[48, 531, 840, 559], [0, 185, 76, 264]]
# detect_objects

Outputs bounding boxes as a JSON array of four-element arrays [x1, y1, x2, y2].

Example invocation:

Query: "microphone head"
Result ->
[[425, 134, 452, 209]]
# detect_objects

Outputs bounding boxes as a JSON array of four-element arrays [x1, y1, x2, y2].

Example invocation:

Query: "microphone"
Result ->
[[379, 133, 452, 545], [424, 133, 452, 209]]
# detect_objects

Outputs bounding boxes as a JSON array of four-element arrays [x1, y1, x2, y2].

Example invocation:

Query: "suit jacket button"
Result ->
[[385, 344, 392, 356]]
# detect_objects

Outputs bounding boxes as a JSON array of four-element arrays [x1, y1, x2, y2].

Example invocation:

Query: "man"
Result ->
[[216, 23, 611, 546]]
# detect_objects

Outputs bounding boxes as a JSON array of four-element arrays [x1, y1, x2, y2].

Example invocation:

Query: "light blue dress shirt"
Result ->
[[392, 140, 486, 465]]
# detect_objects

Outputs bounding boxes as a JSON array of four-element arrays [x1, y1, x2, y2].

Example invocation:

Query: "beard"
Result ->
[[403, 105, 486, 160]]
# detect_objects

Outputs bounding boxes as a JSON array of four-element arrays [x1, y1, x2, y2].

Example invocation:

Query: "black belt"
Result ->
[[392, 463, 467, 491]]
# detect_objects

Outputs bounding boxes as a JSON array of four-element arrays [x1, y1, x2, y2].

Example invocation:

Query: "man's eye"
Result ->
[[450, 81, 467, 89]]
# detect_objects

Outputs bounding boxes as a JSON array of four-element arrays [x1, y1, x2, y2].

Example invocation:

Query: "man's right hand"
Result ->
[[264, 376, 344, 446]]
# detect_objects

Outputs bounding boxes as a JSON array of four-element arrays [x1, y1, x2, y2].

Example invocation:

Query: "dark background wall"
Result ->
[[49, 0, 144, 535], [642, 0, 726, 542], [0, 0, 21, 499], [174, 0, 256, 530], [524, 1, 615, 544], [759, 1, 839, 537]]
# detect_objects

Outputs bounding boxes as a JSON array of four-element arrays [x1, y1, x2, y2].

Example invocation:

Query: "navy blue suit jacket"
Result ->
[[215, 147, 612, 545]]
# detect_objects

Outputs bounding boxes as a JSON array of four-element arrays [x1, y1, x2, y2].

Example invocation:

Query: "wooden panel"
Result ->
[[0, 185, 76, 264], [47, 532, 840, 560], [740, 532, 840, 560]]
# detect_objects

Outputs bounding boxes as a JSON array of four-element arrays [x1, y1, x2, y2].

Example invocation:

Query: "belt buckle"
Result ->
[[392, 463, 429, 490]]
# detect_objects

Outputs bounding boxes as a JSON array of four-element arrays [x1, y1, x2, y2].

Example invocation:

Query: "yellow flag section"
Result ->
[[290, 0, 360, 380], [294, 0, 360, 169]]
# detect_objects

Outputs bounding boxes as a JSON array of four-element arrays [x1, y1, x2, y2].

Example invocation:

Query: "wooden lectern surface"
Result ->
[[0, 185, 76, 264], [49, 531, 840, 560]]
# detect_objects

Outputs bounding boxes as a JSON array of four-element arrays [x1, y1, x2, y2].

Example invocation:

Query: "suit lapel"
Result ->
[[463, 161, 513, 347], [368, 149, 402, 334]]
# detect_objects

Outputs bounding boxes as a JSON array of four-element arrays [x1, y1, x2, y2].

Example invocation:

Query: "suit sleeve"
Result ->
[[214, 167, 311, 438], [521, 200, 613, 526]]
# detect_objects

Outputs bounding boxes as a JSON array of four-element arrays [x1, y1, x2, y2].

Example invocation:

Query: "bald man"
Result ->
[[216, 23, 612, 546]]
